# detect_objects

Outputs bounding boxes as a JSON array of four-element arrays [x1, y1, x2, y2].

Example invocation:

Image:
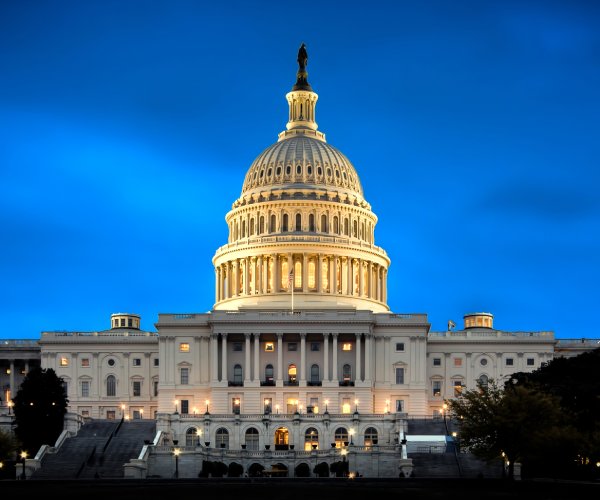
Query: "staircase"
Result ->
[[32, 419, 156, 479]]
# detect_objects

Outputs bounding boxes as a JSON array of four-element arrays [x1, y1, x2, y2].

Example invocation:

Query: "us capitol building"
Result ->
[[1, 45, 594, 478]]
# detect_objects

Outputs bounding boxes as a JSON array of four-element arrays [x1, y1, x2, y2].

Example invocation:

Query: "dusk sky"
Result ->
[[1, 1, 599, 339]]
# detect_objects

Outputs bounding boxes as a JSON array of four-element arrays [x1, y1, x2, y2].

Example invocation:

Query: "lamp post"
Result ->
[[275, 404, 280, 414], [19, 451, 27, 480], [7, 401, 13, 415], [174, 399, 179, 414], [349, 428, 355, 445], [341, 448, 348, 477], [140, 409, 144, 420], [441, 403, 449, 435], [385, 399, 390, 414], [324, 399, 329, 413], [121, 404, 126, 420], [354, 399, 359, 413], [173, 448, 180, 478], [205, 399, 210, 414]]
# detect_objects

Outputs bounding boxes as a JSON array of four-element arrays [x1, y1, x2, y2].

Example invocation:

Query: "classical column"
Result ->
[[368, 262, 373, 299], [332, 333, 339, 383], [233, 260, 239, 297], [277, 333, 283, 383], [323, 333, 329, 381], [210, 334, 219, 382], [221, 333, 228, 383], [364, 333, 372, 382], [214, 267, 219, 303], [355, 333, 362, 382], [358, 260, 364, 297], [244, 333, 251, 383], [329, 256, 335, 295], [194, 338, 202, 384], [384, 337, 390, 383], [274, 254, 280, 292], [300, 333, 306, 383], [302, 253, 308, 292], [253, 333, 260, 381], [288, 253, 294, 289], [317, 253, 323, 293]]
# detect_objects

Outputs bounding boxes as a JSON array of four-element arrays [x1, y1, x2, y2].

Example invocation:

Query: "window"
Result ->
[[364, 427, 378, 447], [232, 398, 241, 415], [153, 358, 159, 367], [454, 380, 464, 397], [233, 364, 243, 384], [310, 342, 320, 352], [310, 364, 320, 384], [342, 364, 352, 382], [180, 367, 189, 385], [287, 398, 298, 413], [81, 380, 90, 397], [478, 374, 489, 389], [395, 367, 405, 385], [264, 342, 275, 352], [133, 410, 142, 420], [527, 358, 535, 366], [133, 358, 141, 367], [304, 427, 319, 450], [288, 364, 297, 384], [480, 358, 488, 366], [395, 400, 404, 413], [395, 343, 405, 352], [233, 342, 243, 352], [342, 343, 352, 351], [309, 397, 319, 414], [342, 397, 351, 414], [128, 318, 133, 327], [108, 358, 115, 367], [454, 358, 462, 367], [179, 343, 190, 353], [265, 364, 274, 384], [107, 410, 116, 420], [432, 380, 442, 397], [263, 398, 272, 415], [216, 428, 229, 449], [81, 410, 90, 418], [133, 381, 141, 397], [81, 358, 90, 367], [106, 375, 116, 397], [506, 358, 514, 366], [186, 428, 198, 446], [245, 427, 259, 450], [334, 427, 349, 447], [181, 400, 189, 414], [288, 342, 297, 352], [153, 380, 159, 397], [60, 357, 69, 367], [433, 357, 441, 367]]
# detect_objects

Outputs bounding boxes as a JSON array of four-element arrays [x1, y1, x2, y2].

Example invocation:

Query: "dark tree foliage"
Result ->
[[330, 460, 349, 477], [248, 462, 264, 477], [295, 462, 310, 477], [0, 428, 20, 463], [227, 461, 244, 477], [314, 461, 330, 477], [13, 367, 68, 456]]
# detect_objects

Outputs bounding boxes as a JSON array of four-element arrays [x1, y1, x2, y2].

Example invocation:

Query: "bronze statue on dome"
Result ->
[[297, 43, 308, 70]]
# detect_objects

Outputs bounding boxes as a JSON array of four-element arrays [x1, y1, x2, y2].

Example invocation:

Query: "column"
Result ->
[[277, 333, 283, 383], [244, 333, 251, 383], [384, 337, 390, 383], [302, 253, 308, 292], [368, 262, 373, 299], [364, 333, 371, 382], [323, 333, 329, 382], [254, 334, 260, 382], [329, 256, 335, 295], [274, 254, 280, 292], [300, 333, 306, 383], [332, 334, 339, 383], [233, 261, 239, 297], [215, 267, 219, 303], [355, 333, 362, 382], [288, 253, 294, 288], [347, 257, 353, 295], [317, 253, 323, 293], [221, 333, 228, 383], [211, 334, 219, 382], [358, 260, 364, 297]]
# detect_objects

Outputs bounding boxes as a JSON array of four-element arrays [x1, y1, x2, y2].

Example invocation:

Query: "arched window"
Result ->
[[364, 427, 378, 447], [186, 427, 199, 447], [242, 220, 246, 238], [294, 260, 302, 289], [288, 364, 297, 385], [282, 214, 289, 232], [106, 375, 116, 397], [259, 216, 264, 234], [310, 364, 320, 384], [270, 214, 276, 233], [334, 427, 348, 448], [333, 216, 339, 234], [216, 428, 229, 449], [233, 364, 243, 385], [342, 364, 352, 382], [321, 214, 327, 232], [265, 364, 274, 385], [308, 214, 315, 232], [308, 259, 316, 289], [304, 427, 319, 451], [353, 220, 358, 237], [344, 218, 349, 236], [250, 218, 255, 236], [245, 427, 259, 450], [478, 374, 489, 390], [295, 213, 302, 231]]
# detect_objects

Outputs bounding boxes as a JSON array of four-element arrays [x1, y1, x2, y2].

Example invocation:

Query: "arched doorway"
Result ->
[[274, 427, 289, 450]]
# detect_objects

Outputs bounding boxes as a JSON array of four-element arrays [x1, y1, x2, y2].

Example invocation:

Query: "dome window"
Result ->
[[267, 168, 272, 177], [335, 169, 340, 178], [326, 167, 332, 178], [276, 166, 282, 176], [317, 166, 322, 176], [286, 165, 291, 175], [307, 166, 312, 175], [296, 165, 302, 175], [260, 169, 264, 178], [343, 172, 347, 180]]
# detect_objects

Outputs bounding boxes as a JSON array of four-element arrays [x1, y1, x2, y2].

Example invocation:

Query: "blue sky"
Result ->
[[1, 0, 598, 339]]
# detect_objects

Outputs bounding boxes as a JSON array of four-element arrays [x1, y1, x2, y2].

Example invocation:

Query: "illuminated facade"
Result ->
[[3, 46, 580, 478]]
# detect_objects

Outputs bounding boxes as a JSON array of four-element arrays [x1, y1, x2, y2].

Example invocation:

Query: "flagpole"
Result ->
[[291, 279, 294, 313]]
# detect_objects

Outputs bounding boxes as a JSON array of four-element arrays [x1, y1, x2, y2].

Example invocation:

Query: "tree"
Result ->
[[0, 428, 20, 464], [12, 367, 68, 456], [295, 462, 310, 477], [314, 461, 330, 477], [447, 379, 567, 479], [227, 461, 244, 477]]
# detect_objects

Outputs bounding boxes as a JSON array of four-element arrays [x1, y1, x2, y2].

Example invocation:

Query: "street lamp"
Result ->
[[140, 409, 144, 420], [349, 428, 355, 445], [173, 448, 180, 478], [385, 399, 390, 414], [205, 399, 210, 414], [354, 399, 359, 413], [275, 404, 280, 414], [174, 399, 179, 414], [121, 404, 126, 420], [324, 399, 329, 413], [7, 401, 13, 415], [19, 451, 27, 480]]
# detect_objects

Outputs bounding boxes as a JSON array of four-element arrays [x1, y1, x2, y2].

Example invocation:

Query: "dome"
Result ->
[[241, 135, 364, 199]]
